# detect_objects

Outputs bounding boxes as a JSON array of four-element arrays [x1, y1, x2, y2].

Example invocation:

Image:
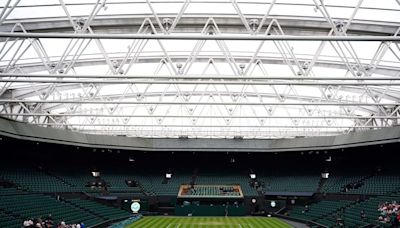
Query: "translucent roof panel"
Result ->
[[0, 0, 399, 139]]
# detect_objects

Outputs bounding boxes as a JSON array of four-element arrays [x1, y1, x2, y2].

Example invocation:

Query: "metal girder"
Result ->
[[1, 73, 400, 80], [7, 91, 377, 114], [3, 79, 400, 86], [0, 100, 397, 106], [29, 123, 389, 129], [1, 32, 400, 41], [2, 53, 399, 76], [0, 86, 393, 115], [1, 12, 399, 35], [1, 113, 398, 119]]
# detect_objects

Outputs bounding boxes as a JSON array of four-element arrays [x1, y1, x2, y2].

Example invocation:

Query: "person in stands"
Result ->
[[361, 210, 366, 221], [391, 212, 399, 228], [59, 220, 66, 228]]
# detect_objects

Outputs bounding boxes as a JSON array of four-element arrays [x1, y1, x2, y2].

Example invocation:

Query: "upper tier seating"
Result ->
[[0, 166, 75, 193], [134, 172, 192, 196], [259, 175, 320, 193], [349, 173, 400, 195], [257, 170, 320, 193], [321, 169, 400, 195]]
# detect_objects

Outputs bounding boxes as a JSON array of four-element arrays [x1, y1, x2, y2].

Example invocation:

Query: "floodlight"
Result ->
[[250, 174, 256, 179], [321, 172, 329, 179]]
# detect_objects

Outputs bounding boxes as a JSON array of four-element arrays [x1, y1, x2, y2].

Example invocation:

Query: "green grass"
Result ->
[[125, 216, 293, 228]]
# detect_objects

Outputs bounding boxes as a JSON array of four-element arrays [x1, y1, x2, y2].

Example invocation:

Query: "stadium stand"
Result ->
[[320, 172, 366, 194], [258, 173, 320, 193], [289, 200, 354, 223], [321, 169, 400, 195], [194, 173, 258, 196], [1, 164, 256, 197], [1, 1, 400, 227], [65, 198, 131, 221], [179, 185, 242, 197], [288, 195, 400, 227], [0, 165, 75, 193], [0, 193, 103, 227], [1, 137, 400, 227], [0, 184, 132, 227]]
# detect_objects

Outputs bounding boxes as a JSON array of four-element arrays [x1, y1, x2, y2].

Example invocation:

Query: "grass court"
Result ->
[[125, 216, 293, 228]]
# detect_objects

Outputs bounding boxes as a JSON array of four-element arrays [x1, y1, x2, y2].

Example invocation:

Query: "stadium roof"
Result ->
[[0, 0, 400, 139]]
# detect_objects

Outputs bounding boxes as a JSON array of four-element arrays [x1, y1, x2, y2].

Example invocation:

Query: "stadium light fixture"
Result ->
[[91, 171, 100, 177], [166, 173, 172, 179], [250, 173, 256, 179], [321, 172, 330, 179], [325, 156, 332, 162]]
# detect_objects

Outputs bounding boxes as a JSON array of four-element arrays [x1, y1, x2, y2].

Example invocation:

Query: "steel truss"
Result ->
[[1, 32, 400, 41], [0, 0, 400, 138]]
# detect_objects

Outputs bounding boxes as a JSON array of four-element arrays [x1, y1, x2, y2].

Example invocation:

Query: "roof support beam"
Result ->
[[2, 79, 400, 86], [1, 113, 398, 119], [1, 32, 400, 41], [3, 73, 400, 80], [0, 100, 397, 106], [29, 123, 387, 129]]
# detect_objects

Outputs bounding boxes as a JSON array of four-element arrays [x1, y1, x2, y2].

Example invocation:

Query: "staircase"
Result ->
[[43, 170, 76, 188], [340, 173, 376, 193], [132, 179, 153, 196], [191, 168, 199, 186], [63, 198, 108, 220], [312, 200, 364, 227], [316, 177, 327, 193]]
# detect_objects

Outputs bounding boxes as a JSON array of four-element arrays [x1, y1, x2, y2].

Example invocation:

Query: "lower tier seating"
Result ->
[[65, 198, 131, 221], [289, 200, 354, 223], [289, 195, 400, 227], [0, 192, 129, 227]]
